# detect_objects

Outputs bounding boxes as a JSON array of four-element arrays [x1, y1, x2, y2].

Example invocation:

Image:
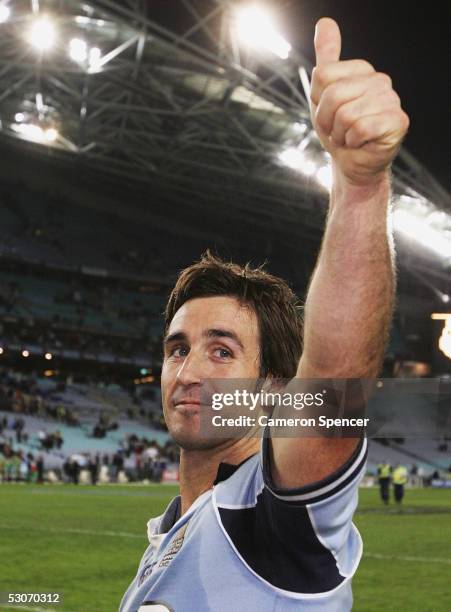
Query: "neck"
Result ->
[[179, 437, 260, 515]]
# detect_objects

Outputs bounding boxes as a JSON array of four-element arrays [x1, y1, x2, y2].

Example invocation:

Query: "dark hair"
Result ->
[[164, 252, 303, 379]]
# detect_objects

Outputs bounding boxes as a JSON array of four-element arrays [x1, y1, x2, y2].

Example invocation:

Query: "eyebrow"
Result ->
[[206, 328, 244, 351], [163, 331, 187, 346], [163, 328, 244, 351]]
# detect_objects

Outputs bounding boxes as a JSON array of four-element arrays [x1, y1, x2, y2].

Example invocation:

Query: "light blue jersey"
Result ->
[[120, 436, 367, 611]]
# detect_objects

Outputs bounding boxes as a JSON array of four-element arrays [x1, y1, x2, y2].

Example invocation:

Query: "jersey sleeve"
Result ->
[[215, 436, 367, 596]]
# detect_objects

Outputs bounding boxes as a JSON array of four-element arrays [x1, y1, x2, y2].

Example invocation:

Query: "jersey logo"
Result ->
[[137, 522, 188, 586], [138, 560, 157, 586], [157, 522, 188, 568]]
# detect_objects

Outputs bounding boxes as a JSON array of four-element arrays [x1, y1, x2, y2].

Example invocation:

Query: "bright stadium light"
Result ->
[[69, 37, 88, 62], [393, 209, 451, 259], [89, 47, 101, 63], [45, 352, 53, 360], [279, 147, 317, 177], [22, 350, 30, 357], [316, 164, 333, 191], [432, 315, 451, 360], [29, 17, 56, 51], [14, 112, 25, 122], [292, 122, 308, 135], [302, 160, 316, 177], [235, 5, 291, 59], [0, 347, 4, 355], [12, 122, 44, 140], [0, 4, 10, 23], [88, 47, 102, 70], [278, 147, 305, 170], [11, 122, 58, 145], [44, 127, 58, 142]]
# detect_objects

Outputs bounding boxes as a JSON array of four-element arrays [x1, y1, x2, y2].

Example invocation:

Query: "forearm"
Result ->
[[300, 167, 395, 378]]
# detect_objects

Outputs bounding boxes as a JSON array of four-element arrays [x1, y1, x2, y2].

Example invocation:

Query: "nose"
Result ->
[[176, 352, 202, 386]]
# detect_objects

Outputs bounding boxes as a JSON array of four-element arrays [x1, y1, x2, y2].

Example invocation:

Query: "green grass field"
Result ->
[[0, 485, 450, 611]]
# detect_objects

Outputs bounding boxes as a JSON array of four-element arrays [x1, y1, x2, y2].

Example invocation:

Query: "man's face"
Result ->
[[161, 296, 260, 450]]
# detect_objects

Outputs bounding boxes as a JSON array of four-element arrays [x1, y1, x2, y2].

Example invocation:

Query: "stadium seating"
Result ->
[[368, 438, 451, 473]]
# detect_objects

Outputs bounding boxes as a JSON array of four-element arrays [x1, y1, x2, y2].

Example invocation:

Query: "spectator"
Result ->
[[36, 455, 44, 484], [88, 454, 99, 485]]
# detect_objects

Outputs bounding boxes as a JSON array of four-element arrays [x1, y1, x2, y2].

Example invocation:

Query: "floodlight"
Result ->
[[22, 350, 30, 357], [292, 122, 308, 135], [44, 128, 58, 142], [303, 160, 316, 177], [278, 147, 318, 177], [45, 352, 53, 360], [0, 5, 10, 23], [278, 147, 305, 170], [235, 5, 291, 59], [439, 320, 451, 359], [12, 122, 58, 144], [15, 112, 25, 122], [29, 17, 56, 51], [12, 122, 44, 140], [89, 46, 101, 68], [69, 38, 88, 62], [393, 209, 451, 259], [316, 165, 333, 191], [0, 347, 3, 355]]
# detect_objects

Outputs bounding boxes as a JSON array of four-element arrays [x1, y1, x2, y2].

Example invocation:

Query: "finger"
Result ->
[[314, 18, 341, 66], [330, 90, 401, 146], [315, 72, 392, 136], [311, 59, 374, 108], [344, 110, 410, 149]]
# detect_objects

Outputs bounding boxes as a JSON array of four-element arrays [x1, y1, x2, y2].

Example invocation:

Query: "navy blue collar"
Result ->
[[159, 454, 257, 532]]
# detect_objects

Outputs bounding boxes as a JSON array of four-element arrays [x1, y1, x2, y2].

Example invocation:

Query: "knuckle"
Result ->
[[375, 72, 392, 89], [315, 109, 329, 131], [311, 66, 318, 84], [381, 90, 400, 109], [325, 82, 342, 106], [354, 118, 369, 139], [312, 65, 327, 88], [336, 105, 354, 126], [402, 111, 410, 130], [355, 59, 374, 73], [389, 90, 401, 105]]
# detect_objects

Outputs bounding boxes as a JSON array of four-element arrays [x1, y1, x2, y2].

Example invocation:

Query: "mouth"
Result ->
[[174, 400, 201, 415]]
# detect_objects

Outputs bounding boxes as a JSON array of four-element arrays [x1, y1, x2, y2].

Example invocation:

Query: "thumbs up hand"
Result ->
[[310, 18, 409, 187]]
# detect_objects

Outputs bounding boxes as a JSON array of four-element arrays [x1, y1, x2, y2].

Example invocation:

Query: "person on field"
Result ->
[[392, 463, 408, 505], [377, 460, 392, 505]]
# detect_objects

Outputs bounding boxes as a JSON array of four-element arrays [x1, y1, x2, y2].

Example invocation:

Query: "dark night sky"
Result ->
[[276, 0, 450, 194]]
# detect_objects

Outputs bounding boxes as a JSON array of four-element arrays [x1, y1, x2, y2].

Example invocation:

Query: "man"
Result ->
[[120, 18, 408, 612], [377, 460, 392, 505], [392, 463, 408, 506]]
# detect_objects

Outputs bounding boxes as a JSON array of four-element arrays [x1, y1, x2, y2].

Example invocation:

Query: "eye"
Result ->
[[213, 347, 233, 359], [170, 345, 189, 358]]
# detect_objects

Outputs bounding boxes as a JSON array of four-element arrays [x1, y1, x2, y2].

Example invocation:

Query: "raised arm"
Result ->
[[270, 18, 409, 488]]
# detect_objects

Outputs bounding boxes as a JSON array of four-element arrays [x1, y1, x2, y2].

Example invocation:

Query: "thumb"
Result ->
[[314, 17, 341, 66]]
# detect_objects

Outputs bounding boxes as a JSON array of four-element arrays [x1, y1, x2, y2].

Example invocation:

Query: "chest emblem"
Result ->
[[157, 522, 189, 568]]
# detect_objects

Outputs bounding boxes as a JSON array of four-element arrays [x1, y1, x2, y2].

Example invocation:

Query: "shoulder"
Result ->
[[210, 440, 366, 597]]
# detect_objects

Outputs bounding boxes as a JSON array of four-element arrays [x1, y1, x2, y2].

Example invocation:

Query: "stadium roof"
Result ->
[[0, 1, 449, 204], [0, 1, 450, 299]]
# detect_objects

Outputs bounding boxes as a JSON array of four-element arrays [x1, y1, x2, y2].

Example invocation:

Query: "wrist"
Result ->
[[331, 164, 391, 205]]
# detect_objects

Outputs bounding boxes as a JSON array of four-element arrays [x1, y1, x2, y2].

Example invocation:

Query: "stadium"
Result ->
[[0, 1, 450, 611]]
